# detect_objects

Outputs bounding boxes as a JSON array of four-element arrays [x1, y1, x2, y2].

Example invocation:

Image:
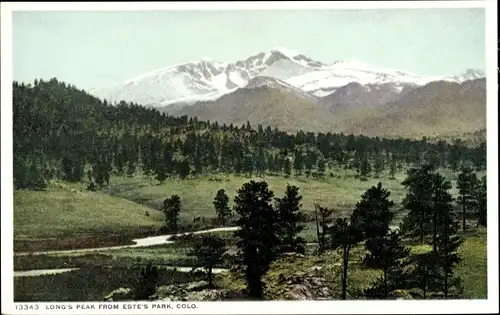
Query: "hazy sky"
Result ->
[[13, 9, 485, 90]]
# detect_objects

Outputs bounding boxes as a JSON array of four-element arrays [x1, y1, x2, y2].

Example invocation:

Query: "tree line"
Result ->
[[14, 79, 486, 190]]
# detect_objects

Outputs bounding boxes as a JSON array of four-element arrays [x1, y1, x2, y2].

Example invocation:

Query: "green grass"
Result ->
[[262, 228, 487, 300], [104, 170, 411, 218], [14, 182, 165, 249], [13, 167, 480, 251], [456, 228, 487, 299]]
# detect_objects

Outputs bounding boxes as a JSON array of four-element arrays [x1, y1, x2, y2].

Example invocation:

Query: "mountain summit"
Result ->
[[89, 47, 485, 108]]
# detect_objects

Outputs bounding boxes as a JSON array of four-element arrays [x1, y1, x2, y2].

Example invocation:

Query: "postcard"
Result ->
[[1, 1, 498, 314]]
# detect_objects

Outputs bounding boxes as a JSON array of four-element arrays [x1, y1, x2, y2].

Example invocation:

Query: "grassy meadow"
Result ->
[[14, 167, 485, 251], [13, 167, 488, 301]]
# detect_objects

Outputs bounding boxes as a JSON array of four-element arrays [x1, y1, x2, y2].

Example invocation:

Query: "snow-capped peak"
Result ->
[[89, 46, 486, 107], [269, 46, 301, 58]]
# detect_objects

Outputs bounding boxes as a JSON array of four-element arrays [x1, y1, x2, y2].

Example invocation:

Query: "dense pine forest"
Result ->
[[13, 78, 486, 191]]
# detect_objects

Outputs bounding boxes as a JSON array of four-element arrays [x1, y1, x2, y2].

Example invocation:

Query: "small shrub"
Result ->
[[134, 262, 159, 300]]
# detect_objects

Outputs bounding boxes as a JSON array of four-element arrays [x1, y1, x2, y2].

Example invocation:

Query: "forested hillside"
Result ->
[[13, 78, 486, 191]]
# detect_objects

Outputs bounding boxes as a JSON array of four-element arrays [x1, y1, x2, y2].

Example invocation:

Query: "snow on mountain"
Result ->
[[286, 59, 484, 97], [89, 47, 485, 107]]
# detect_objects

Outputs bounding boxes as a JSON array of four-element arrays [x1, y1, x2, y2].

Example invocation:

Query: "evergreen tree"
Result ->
[[283, 157, 292, 178], [317, 158, 326, 178], [304, 151, 315, 177], [456, 166, 478, 231], [233, 180, 280, 299], [389, 156, 397, 179], [430, 172, 454, 253], [363, 231, 410, 299], [352, 182, 395, 266], [274, 185, 306, 254], [407, 251, 441, 299], [243, 154, 254, 177], [176, 159, 191, 179], [314, 204, 334, 254], [373, 155, 384, 178], [400, 165, 435, 243], [328, 216, 363, 300], [474, 175, 487, 227], [433, 172, 463, 299], [293, 150, 303, 175], [359, 158, 372, 180], [188, 235, 227, 288], [255, 149, 267, 175], [193, 153, 203, 176], [213, 189, 231, 226], [92, 162, 110, 189], [163, 195, 181, 232]]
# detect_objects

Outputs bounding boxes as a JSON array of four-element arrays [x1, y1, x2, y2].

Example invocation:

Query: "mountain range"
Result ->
[[89, 47, 486, 138]]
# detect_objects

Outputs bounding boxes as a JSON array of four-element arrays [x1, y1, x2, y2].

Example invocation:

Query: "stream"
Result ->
[[14, 226, 239, 277]]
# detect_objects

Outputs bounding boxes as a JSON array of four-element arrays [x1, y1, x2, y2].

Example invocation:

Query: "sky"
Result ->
[[12, 8, 485, 90]]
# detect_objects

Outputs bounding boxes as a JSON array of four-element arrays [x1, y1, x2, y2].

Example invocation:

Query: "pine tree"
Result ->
[[389, 156, 397, 180], [255, 149, 267, 175], [364, 231, 410, 299], [293, 150, 303, 176], [176, 159, 191, 179], [274, 185, 306, 254], [401, 165, 435, 243], [457, 166, 479, 231], [430, 172, 454, 253], [188, 235, 227, 288], [314, 204, 334, 254], [243, 154, 254, 177], [233, 180, 280, 299], [317, 158, 326, 178], [474, 175, 487, 227], [163, 195, 181, 232], [193, 153, 203, 176], [283, 157, 292, 178], [213, 189, 231, 226], [351, 182, 395, 266], [328, 216, 363, 300], [359, 158, 372, 180], [304, 151, 315, 177], [433, 172, 463, 299], [408, 251, 441, 299], [373, 155, 384, 178]]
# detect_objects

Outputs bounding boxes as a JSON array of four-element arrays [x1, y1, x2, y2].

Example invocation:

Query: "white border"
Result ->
[[1, 1, 498, 314]]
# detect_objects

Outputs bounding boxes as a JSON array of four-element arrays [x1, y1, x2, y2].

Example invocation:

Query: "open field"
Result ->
[[103, 171, 410, 217], [14, 167, 483, 252], [14, 182, 164, 252]]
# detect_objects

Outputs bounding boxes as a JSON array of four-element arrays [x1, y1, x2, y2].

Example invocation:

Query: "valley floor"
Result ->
[[13, 169, 488, 301]]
